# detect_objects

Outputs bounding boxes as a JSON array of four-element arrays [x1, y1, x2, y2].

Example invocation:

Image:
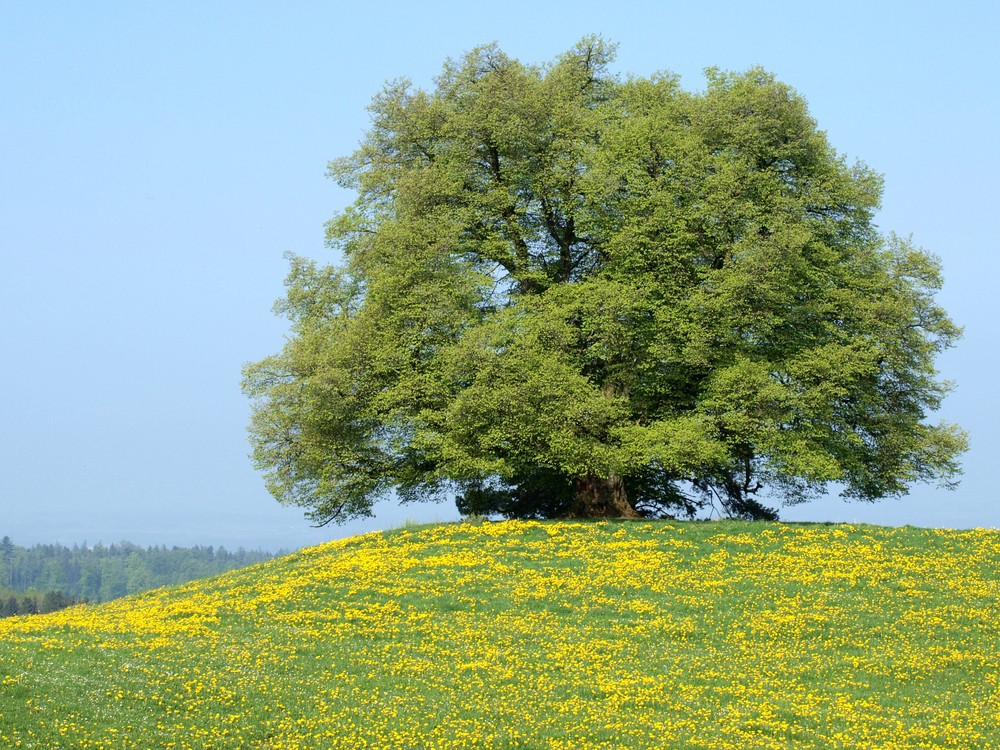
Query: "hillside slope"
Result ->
[[1, 520, 998, 749]]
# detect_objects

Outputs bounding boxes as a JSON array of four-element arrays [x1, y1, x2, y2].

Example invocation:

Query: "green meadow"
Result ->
[[1, 520, 998, 749]]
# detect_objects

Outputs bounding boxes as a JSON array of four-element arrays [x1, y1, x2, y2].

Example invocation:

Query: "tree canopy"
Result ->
[[243, 38, 966, 525]]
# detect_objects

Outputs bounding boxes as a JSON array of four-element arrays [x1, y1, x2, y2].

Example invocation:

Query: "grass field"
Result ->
[[1, 520, 998, 749]]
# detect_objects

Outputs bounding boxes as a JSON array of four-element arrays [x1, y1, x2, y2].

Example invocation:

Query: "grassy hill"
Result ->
[[1, 520, 998, 749]]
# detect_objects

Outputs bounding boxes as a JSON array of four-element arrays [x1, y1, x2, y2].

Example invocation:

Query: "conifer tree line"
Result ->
[[0, 535, 277, 616], [0, 589, 82, 618]]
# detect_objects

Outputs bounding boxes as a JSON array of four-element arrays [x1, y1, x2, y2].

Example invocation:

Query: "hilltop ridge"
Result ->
[[1, 520, 998, 749]]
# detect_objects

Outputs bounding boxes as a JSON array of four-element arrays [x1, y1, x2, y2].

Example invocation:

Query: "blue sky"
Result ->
[[2, 1, 997, 550]]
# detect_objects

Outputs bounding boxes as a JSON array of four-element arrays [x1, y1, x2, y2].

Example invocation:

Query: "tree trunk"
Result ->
[[568, 472, 641, 519]]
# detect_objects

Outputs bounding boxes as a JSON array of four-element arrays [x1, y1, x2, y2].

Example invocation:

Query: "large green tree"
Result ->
[[243, 38, 966, 525]]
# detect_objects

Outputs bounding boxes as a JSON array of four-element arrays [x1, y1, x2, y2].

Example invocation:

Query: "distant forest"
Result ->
[[0, 535, 279, 617]]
